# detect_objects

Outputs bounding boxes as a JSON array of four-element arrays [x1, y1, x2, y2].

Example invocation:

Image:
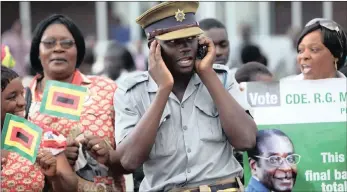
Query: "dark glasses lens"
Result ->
[[60, 39, 75, 49], [41, 39, 75, 49], [41, 40, 56, 49], [305, 18, 340, 32], [305, 18, 327, 27]]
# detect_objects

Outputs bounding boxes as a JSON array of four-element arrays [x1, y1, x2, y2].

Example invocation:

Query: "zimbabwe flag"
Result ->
[[1, 113, 43, 163], [1, 44, 16, 68], [39, 80, 87, 121]]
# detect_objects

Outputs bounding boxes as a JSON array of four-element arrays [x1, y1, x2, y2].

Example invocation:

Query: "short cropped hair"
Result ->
[[1, 65, 19, 92], [235, 62, 272, 83], [247, 129, 293, 163], [83, 48, 95, 65], [199, 18, 226, 31], [106, 41, 136, 71], [30, 14, 86, 74], [240, 44, 267, 66]]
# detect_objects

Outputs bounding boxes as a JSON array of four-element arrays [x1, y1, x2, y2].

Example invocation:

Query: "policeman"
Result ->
[[99, 2, 256, 191]]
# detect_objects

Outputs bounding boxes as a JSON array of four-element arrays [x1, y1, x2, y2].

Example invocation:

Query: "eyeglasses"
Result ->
[[305, 18, 344, 57], [255, 154, 301, 167], [40, 39, 75, 49]]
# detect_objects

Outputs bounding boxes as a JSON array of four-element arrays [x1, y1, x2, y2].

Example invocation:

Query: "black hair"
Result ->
[[297, 19, 347, 70], [235, 62, 272, 83], [240, 44, 268, 66], [30, 14, 86, 74], [83, 48, 95, 65], [121, 48, 136, 71], [106, 41, 136, 71], [247, 129, 294, 162], [199, 18, 226, 31], [1, 65, 19, 92]]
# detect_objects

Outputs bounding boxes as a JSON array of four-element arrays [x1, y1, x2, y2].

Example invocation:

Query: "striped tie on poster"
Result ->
[[1, 113, 43, 163], [39, 80, 87, 121]]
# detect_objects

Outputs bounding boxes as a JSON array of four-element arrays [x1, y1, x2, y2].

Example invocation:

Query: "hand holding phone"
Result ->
[[195, 36, 216, 74], [196, 44, 207, 60], [148, 40, 174, 90]]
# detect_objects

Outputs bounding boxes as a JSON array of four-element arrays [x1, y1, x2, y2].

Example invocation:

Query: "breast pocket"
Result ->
[[194, 96, 226, 142], [149, 107, 177, 159]]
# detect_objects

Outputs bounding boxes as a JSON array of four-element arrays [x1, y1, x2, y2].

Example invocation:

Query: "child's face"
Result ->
[[1, 77, 26, 125]]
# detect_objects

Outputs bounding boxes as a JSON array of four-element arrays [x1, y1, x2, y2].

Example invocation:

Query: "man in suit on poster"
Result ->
[[246, 129, 301, 192]]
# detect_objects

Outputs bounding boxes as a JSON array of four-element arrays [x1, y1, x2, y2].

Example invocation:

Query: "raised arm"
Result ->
[[109, 40, 174, 172], [195, 36, 257, 151]]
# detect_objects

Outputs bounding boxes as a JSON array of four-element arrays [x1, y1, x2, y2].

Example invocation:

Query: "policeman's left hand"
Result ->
[[195, 35, 216, 75], [80, 135, 110, 166]]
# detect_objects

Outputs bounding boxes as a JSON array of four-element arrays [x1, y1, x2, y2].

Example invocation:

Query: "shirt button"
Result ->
[[183, 126, 187, 130], [187, 169, 191, 173], [181, 104, 184, 108], [187, 148, 191, 153]]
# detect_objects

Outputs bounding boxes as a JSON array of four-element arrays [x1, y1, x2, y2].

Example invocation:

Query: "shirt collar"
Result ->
[[29, 70, 92, 101], [248, 176, 271, 192], [71, 70, 92, 85], [147, 72, 201, 93], [30, 70, 91, 87]]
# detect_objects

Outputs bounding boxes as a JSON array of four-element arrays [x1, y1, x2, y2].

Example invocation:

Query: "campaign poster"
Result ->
[[241, 79, 347, 192]]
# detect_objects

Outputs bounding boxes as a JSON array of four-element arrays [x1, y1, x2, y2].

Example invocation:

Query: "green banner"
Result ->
[[241, 79, 347, 192]]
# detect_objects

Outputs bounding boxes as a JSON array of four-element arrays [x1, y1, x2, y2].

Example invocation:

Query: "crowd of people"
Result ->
[[1, 1, 347, 192]]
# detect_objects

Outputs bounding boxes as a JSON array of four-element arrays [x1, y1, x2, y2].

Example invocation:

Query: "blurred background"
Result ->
[[1, 1, 347, 82], [1, 1, 347, 190]]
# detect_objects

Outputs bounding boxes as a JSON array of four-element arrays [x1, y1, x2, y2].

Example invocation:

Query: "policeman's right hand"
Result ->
[[64, 140, 79, 167], [148, 40, 174, 90]]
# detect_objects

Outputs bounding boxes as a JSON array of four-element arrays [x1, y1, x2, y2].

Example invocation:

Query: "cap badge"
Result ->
[[175, 9, 185, 22]]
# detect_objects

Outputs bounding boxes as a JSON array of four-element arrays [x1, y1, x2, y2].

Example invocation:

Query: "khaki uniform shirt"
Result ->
[[114, 64, 250, 192]]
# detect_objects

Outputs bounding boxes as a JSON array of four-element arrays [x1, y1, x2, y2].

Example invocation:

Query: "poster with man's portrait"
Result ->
[[241, 79, 347, 191]]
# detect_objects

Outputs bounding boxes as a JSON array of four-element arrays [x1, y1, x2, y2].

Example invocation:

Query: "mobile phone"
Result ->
[[197, 44, 207, 60]]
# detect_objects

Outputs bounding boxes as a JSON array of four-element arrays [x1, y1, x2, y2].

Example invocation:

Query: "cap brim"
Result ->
[[156, 27, 204, 41]]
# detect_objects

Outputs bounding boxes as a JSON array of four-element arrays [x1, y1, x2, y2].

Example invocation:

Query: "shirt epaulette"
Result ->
[[117, 71, 149, 92]]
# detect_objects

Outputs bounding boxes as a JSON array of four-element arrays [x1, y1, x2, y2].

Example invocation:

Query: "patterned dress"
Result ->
[[27, 70, 125, 192], [1, 152, 45, 192]]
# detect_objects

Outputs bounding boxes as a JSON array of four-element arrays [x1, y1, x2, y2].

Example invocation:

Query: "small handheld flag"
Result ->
[[1, 45, 16, 68], [39, 80, 87, 121], [1, 113, 43, 164], [42, 129, 67, 156]]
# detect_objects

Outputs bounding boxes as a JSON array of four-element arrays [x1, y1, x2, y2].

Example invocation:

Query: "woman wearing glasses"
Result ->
[[27, 14, 125, 191], [285, 18, 347, 80], [246, 129, 300, 192]]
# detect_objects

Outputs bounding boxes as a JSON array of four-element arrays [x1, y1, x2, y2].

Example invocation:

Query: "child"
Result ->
[[1, 65, 77, 192]]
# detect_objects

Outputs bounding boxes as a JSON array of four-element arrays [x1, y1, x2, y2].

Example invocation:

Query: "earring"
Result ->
[[335, 59, 338, 70]]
